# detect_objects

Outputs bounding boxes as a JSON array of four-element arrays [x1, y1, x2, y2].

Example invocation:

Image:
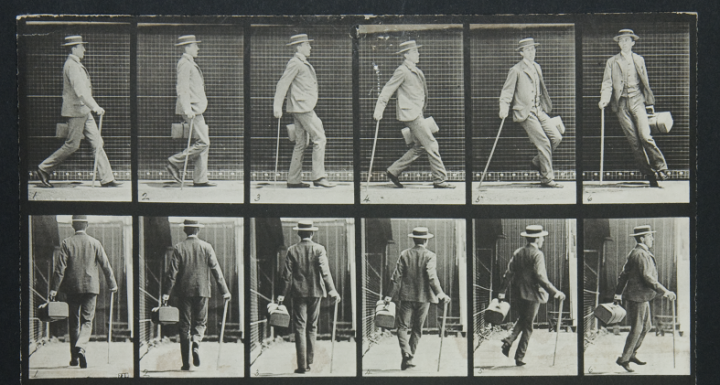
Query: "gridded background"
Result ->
[[22, 29, 131, 181], [582, 23, 690, 180], [359, 26, 465, 182], [250, 26, 353, 181], [137, 29, 243, 180], [470, 25, 576, 181]]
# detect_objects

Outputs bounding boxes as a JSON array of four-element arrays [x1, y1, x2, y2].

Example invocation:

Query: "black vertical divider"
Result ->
[[462, 23, 475, 376], [18, 19, 29, 382], [244, 23, 252, 208], [132, 214, 140, 379], [688, 17, 697, 380], [355, 216, 363, 377], [130, 21, 140, 379], [243, 22, 252, 380], [576, 217, 585, 376], [352, 24, 363, 378], [574, 20, 585, 377]]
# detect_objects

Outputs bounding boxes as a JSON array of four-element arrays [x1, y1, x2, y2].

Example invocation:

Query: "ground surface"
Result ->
[[29, 181, 132, 202], [138, 180, 243, 203], [29, 341, 133, 378], [361, 182, 465, 205], [363, 334, 467, 376], [140, 340, 244, 378], [583, 181, 689, 204], [472, 182, 576, 205], [250, 181, 354, 204], [474, 328, 577, 376], [251, 339, 356, 377], [584, 331, 691, 375]]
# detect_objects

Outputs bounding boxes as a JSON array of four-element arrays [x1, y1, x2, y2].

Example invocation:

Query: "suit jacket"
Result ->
[[500, 244, 559, 304], [51, 231, 117, 295], [273, 53, 319, 114], [176, 53, 208, 116], [615, 244, 668, 302], [61, 54, 99, 117], [600, 52, 655, 113], [374, 60, 428, 122], [499, 60, 552, 122], [387, 245, 444, 304], [164, 235, 230, 298], [281, 239, 337, 298]]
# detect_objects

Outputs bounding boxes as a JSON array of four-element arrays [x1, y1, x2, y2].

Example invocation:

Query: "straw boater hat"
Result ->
[[629, 225, 655, 237], [516, 37, 540, 51], [521, 225, 548, 238], [62, 35, 88, 46], [175, 35, 202, 46], [614, 29, 640, 42], [396, 40, 422, 54], [71, 215, 89, 222], [293, 220, 319, 231], [408, 227, 434, 239], [180, 219, 205, 228], [287, 34, 314, 46]]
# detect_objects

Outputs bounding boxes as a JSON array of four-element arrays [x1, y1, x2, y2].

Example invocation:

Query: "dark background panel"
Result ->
[[582, 22, 690, 180], [137, 30, 243, 180], [470, 25, 576, 181], [250, 25, 353, 181], [359, 26, 465, 182]]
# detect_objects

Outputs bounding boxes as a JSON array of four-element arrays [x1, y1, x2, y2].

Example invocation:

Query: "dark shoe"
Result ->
[[401, 357, 409, 371], [101, 180, 123, 187], [629, 356, 646, 365], [515, 359, 526, 367], [180, 339, 190, 370], [287, 182, 310, 188], [657, 169, 669, 181], [192, 342, 200, 367], [77, 349, 87, 369], [69, 356, 78, 367], [530, 161, 541, 172], [305, 366, 311, 372], [294, 368, 307, 374], [37, 168, 53, 188], [313, 178, 336, 188], [646, 173, 660, 188], [540, 181, 563, 188], [166, 164, 182, 183], [616, 357, 634, 372], [433, 182, 456, 189], [192, 182, 217, 187], [501, 342, 511, 357], [386, 171, 403, 188], [180, 365, 191, 371], [405, 358, 415, 368]]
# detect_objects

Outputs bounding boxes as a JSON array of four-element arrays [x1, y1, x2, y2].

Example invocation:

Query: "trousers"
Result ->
[[39, 114, 115, 184], [519, 108, 562, 184], [66, 293, 98, 356], [501, 299, 540, 361], [396, 301, 430, 359], [388, 115, 448, 184], [289, 111, 327, 183], [178, 296, 208, 344], [292, 297, 322, 369], [620, 300, 652, 362], [615, 95, 668, 176], [168, 114, 210, 184]]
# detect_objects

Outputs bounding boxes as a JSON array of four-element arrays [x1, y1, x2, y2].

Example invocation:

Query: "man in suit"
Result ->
[[498, 225, 565, 366], [499, 38, 563, 188], [374, 40, 455, 189], [37, 36, 122, 188], [383, 227, 451, 370], [162, 219, 231, 370], [599, 29, 669, 188], [277, 220, 341, 373], [274, 34, 335, 189], [613, 225, 676, 372], [166, 35, 216, 187], [49, 215, 118, 368]]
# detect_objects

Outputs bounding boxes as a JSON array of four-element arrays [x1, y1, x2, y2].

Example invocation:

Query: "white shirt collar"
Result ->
[[404, 59, 417, 70], [620, 51, 633, 62], [523, 58, 536, 70], [183, 53, 195, 62], [528, 242, 539, 249], [637, 243, 649, 252], [295, 52, 307, 62], [75, 230, 86, 234], [69, 54, 81, 63], [188, 234, 198, 238]]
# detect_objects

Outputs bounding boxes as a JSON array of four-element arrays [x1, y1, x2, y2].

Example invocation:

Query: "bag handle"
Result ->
[[646, 105, 656, 116]]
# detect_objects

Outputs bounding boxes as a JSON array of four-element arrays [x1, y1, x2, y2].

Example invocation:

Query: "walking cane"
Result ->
[[180, 118, 196, 190], [107, 291, 114, 364], [600, 107, 605, 184], [330, 298, 339, 373], [91, 112, 105, 187], [366, 119, 381, 194], [671, 298, 677, 368], [216, 297, 230, 370], [477, 117, 506, 190], [437, 300, 449, 372], [552, 298, 564, 367], [274, 118, 281, 183]]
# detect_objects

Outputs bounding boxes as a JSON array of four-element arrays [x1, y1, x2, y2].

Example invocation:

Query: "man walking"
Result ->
[[277, 220, 341, 373], [374, 40, 455, 189], [274, 34, 335, 189], [599, 29, 669, 188], [49, 215, 118, 368], [499, 37, 563, 188], [37, 36, 122, 188], [498, 225, 565, 366], [383, 227, 451, 370], [166, 35, 216, 187], [614, 225, 676, 372], [163, 219, 231, 370]]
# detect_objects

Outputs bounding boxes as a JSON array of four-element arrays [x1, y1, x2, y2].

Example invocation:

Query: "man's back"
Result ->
[[167, 237, 227, 298], [616, 245, 663, 302], [505, 244, 556, 303], [53, 232, 116, 295], [283, 239, 334, 298], [392, 245, 442, 304]]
